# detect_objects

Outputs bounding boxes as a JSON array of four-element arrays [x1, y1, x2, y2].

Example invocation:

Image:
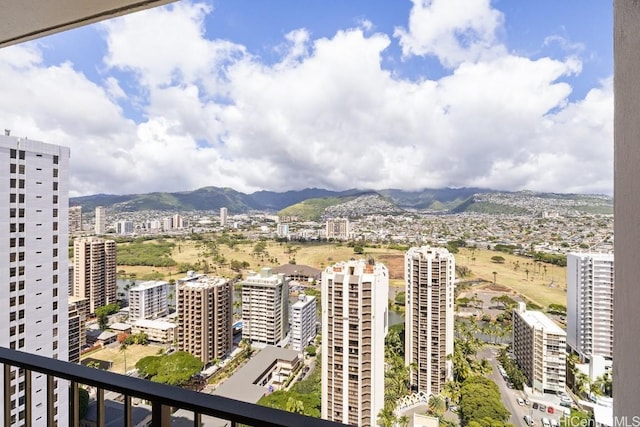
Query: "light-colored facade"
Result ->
[[513, 303, 566, 394], [220, 207, 228, 227], [567, 253, 614, 361], [0, 135, 69, 426], [290, 294, 317, 352], [321, 259, 388, 427], [116, 220, 134, 235], [241, 268, 290, 345], [131, 319, 177, 344], [177, 277, 233, 364], [73, 237, 117, 314], [277, 223, 290, 238], [68, 296, 88, 364], [128, 281, 168, 321], [326, 218, 349, 240], [69, 205, 82, 232], [405, 247, 455, 395], [94, 206, 106, 235]]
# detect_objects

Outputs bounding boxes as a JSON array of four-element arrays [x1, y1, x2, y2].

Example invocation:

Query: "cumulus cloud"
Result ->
[[0, 0, 613, 197], [394, 0, 505, 67]]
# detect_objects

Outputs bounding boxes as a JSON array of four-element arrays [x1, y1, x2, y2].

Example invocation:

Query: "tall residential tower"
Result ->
[[567, 253, 615, 361], [405, 247, 455, 395], [177, 277, 233, 364], [321, 259, 388, 427], [0, 135, 69, 425], [241, 268, 289, 345], [94, 206, 106, 235], [73, 237, 117, 314]]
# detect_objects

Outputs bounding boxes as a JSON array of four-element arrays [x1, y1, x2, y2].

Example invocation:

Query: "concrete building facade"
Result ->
[[241, 268, 290, 346], [73, 237, 117, 314], [68, 296, 88, 364], [290, 294, 317, 353], [69, 205, 82, 232], [0, 135, 69, 426], [321, 259, 388, 427], [325, 218, 349, 240], [513, 303, 566, 394], [128, 281, 168, 321], [567, 253, 614, 361], [220, 207, 228, 227], [404, 247, 455, 395], [177, 277, 233, 364], [94, 206, 106, 235]]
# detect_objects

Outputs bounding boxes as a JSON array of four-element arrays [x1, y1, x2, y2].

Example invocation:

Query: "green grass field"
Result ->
[[81, 344, 165, 374], [115, 238, 566, 308], [456, 247, 567, 308]]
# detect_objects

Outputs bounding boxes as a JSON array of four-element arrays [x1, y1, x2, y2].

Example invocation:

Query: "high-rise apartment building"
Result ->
[[69, 205, 82, 232], [513, 303, 566, 394], [94, 206, 106, 235], [290, 294, 317, 353], [68, 296, 88, 364], [321, 259, 388, 427], [177, 277, 233, 364], [73, 237, 117, 314], [567, 253, 615, 361], [220, 207, 228, 227], [404, 247, 455, 395], [116, 220, 134, 235], [241, 268, 289, 345], [128, 281, 168, 321], [0, 135, 69, 426], [325, 218, 349, 240]]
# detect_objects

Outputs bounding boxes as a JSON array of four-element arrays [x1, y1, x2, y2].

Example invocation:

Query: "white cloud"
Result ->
[[0, 1, 613, 197], [394, 0, 505, 67]]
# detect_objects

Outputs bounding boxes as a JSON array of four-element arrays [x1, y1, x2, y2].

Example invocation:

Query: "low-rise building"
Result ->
[[131, 319, 177, 344]]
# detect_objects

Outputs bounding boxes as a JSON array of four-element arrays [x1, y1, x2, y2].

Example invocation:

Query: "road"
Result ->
[[479, 346, 529, 427]]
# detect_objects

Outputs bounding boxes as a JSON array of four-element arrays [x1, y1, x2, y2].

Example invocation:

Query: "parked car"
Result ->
[[550, 419, 560, 427], [524, 415, 535, 426], [541, 417, 551, 427], [539, 404, 547, 412], [532, 402, 539, 410], [517, 398, 525, 406]]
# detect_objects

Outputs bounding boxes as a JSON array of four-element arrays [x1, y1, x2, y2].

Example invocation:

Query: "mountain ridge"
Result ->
[[69, 186, 613, 216]]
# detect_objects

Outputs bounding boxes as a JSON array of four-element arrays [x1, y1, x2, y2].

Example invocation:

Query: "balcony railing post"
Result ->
[[69, 381, 79, 427], [151, 401, 171, 426], [124, 395, 133, 427], [46, 374, 54, 427], [25, 369, 32, 427], [96, 387, 105, 427], [4, 364, 11, 427]]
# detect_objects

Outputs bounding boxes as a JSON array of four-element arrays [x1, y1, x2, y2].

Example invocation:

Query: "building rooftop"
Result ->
[[291, 295, 316, 309], [519, 310, 566, 336], [180, 276, 230, 289], [133, 318, 176, 330], [130, 280, 168, 291], [213, 346, 300, 404]]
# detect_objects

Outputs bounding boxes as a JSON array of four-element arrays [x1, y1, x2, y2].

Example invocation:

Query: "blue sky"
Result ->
[[0, 0, 613, 196]]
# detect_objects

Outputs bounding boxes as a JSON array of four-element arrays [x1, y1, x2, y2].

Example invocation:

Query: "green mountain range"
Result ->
[[69, 186, 613, 217]]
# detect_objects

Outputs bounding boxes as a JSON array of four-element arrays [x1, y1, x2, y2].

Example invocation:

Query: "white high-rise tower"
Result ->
[[405, 247, 455, 395], [0, 135, 69, 426], [567, 253, 615, 361], [95, 206, 106, 234]]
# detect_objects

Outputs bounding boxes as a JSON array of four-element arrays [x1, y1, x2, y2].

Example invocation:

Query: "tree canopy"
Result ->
[[459, 376, 510, 426], [135, 351, 203, 386]]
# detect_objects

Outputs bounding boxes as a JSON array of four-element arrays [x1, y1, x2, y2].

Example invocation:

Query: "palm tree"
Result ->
[[441, 381, 460, 404], [398, 414, 410, 427], [285, 397, 305, 414], [427, 394, 446, 417], [492, 271, 497, 286]]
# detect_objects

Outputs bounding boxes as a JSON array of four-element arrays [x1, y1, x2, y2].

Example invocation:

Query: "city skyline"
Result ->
[[0, 0, 613, 197]]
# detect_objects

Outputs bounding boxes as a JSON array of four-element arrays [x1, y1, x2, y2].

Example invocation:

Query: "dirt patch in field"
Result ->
[[377, 254, 404, 279]]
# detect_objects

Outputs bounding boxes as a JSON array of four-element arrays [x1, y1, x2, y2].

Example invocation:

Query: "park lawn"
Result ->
[[457, 247, 567, 308], [81, 344, 165, 375]]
